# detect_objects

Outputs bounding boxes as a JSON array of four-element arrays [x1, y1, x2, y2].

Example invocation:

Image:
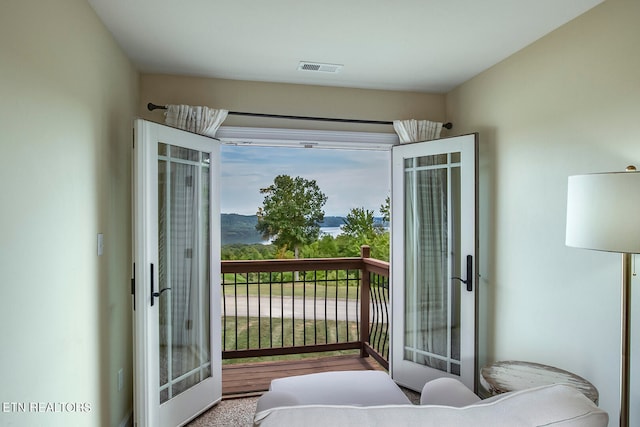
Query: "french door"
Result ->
[[133, 119, 222, 427], [390, 134, 478, 392]]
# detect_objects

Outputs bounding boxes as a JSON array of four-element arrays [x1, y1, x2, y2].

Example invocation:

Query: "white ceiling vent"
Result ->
[[297, 61, 343, 73]]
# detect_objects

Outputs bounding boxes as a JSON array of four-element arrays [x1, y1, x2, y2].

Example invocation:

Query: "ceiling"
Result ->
[[88, 0, 603, 93]]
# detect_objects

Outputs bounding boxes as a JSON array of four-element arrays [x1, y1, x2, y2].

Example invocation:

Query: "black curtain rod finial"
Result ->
[[148, 102, 166, 111], [147, 102, 452, 129]]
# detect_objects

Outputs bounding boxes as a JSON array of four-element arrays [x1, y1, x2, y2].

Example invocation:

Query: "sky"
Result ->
[[220, 145, 390, 217]]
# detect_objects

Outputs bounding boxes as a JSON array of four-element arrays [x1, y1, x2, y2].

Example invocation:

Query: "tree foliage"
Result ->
[[256, 175, 327, 257], [300, 232, 388, 260], [341, 207, 383, 240], [380, 196, 390, 223], [223, 192, 390, 262], [221, 243, 288, 260]]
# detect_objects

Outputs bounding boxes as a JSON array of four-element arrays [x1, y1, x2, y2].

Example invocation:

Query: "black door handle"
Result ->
[[153, 287, 172, 298], [150, 263, 172, 305], [452, 255, 473, 292], [150, 263, 154, 307]]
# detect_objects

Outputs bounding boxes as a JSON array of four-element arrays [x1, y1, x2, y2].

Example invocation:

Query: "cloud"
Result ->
[[221, 146, 390, 216]]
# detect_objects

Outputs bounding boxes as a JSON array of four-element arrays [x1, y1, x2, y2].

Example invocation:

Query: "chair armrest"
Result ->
[[420, 378, 481, 407]]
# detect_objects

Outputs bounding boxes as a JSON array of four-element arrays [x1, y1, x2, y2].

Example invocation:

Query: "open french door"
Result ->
[[390, 133, 478, 392], [133, 119, 222, 427]]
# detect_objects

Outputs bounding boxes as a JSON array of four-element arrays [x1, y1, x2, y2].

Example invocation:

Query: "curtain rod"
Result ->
[[147, 102, 453, 130]]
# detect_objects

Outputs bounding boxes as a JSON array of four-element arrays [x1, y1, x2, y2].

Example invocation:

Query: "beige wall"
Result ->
[[446, 0, 640, 424], [0, 1, 138, 426], [139, 74, 446, 134], [3, 0, 638, 425]]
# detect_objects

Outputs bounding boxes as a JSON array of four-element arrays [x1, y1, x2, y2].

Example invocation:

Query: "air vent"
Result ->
[[298, 61, 343, 73]]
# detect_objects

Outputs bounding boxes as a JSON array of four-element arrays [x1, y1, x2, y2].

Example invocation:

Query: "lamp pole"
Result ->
[[620, 253, 631, 427], [619, 164, 636, 427]]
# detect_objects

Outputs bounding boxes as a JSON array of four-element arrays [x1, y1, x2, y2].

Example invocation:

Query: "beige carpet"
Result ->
[[187, 396, 260, 427]]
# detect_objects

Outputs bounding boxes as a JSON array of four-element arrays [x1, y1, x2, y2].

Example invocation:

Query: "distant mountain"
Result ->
[[320, 216, 388, 228], [221, 214, 346, 245], [318, 216, 346, 227], [221, 214, 262, 245]]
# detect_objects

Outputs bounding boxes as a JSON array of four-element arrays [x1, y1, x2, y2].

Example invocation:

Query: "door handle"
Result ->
[[150, 263, 172, 305], [153, 287, 172, 298], [452, 255, 473, 292]]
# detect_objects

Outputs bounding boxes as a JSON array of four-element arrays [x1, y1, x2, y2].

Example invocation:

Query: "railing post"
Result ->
[[360, 245, 370, 259], [360, 245, 371, 358]]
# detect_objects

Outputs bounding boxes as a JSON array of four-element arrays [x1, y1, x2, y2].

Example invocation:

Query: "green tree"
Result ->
[[380, 196, 390, 223], [302, 234, 338, 258], [341, 207, 382, 240], [256, 175, 327, 258], [370, 232, 390, 261]]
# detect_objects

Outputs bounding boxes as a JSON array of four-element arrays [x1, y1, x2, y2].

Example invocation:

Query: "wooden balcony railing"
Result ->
[[221, 246, 389, 369]]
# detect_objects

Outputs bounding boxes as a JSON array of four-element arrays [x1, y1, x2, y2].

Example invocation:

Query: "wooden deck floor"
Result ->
[[222, 354, 386, 397]]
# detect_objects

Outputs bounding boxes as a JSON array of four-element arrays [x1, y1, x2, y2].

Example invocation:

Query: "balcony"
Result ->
[[221, 245, 389, 396]]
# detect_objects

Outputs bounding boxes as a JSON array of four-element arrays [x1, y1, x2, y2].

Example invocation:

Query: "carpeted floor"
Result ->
[[187, 387, 420, 426], [187, 396, 260, 427]]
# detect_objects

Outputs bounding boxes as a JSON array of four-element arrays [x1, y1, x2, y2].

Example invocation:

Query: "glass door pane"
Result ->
[[403, 152, 462, 375], [158, 143, 212, 404]]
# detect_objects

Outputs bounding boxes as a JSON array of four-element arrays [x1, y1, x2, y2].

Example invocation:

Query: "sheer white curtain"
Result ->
[[406, 160, 449, 370], [165, 104, 228, 137], [393, 119, 443, 144], [395, 119, 449, 371], [158, 146, 211, 401]]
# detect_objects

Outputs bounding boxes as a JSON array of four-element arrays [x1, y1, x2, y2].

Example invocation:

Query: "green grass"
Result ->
[[222, 316, 360, 365], [222, 281, 361, 300]]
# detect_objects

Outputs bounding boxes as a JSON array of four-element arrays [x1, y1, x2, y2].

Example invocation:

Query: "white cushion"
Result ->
[[420, 377, 481, 406], [254, 383, 608, 427], [269, 370, 411, 406], [255, 391, 301, 413]]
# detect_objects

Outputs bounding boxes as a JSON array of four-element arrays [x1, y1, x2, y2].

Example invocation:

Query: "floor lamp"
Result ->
[[565, 166, 640, 427]]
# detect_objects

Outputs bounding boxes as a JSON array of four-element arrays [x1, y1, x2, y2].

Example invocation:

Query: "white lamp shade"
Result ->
[[566, 171, 640, 254]]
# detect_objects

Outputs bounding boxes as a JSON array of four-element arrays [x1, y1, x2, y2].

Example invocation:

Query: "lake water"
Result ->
[[261, 226, 390, 244], [261, 226, 342, 244], [319, 226, 342, 238]]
